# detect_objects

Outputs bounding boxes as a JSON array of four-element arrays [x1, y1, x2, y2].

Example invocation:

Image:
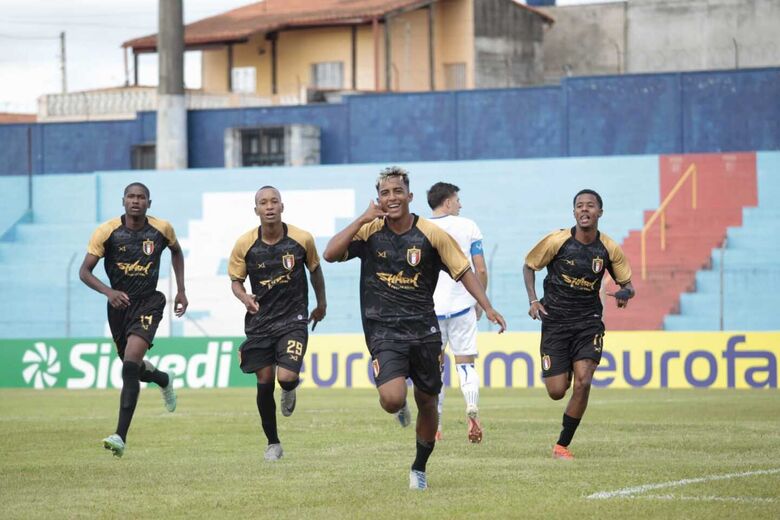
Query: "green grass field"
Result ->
[[1, 387, 778, 519]]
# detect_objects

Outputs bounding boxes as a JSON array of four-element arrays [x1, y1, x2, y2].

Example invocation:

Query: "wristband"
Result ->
[[529, 299, 539, 305]]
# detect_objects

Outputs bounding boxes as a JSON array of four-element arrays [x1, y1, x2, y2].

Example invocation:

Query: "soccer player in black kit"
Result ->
[[523, 189, 634, 460], [324, 167, 506, 490], [79, 182, 188, 458], [229, 186, 326, 461]]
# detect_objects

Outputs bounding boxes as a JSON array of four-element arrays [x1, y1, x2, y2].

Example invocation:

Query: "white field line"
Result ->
[[587, 469, 780, 500], [633, 494, 776, 504]]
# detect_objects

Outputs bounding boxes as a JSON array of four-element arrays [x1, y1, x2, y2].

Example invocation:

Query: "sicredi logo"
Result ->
[[67, 341, 235, 389], [22, 342, 61, 389]]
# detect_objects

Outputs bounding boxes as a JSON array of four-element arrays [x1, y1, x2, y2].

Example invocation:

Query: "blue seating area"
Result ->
[[665, 152, 780, 330], [0, 156, 659, 338]]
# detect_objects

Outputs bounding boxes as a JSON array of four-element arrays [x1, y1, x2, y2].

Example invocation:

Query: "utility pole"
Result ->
[[156, 0, 187, 170], [59, 31, 67, 93]]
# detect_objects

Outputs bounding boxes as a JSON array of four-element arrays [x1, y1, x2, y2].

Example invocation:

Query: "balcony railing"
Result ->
[[37, 87, 278, 122]]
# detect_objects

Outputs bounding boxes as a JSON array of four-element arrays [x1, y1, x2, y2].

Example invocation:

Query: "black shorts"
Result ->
[[540, 318, 605, 378], [368, 339, 443, 396], [107, 291, 166, 360], [239, 327, 308, 374]]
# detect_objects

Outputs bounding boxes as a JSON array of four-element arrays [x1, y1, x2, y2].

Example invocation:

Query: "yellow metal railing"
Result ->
[[641, 163, 698, 280]]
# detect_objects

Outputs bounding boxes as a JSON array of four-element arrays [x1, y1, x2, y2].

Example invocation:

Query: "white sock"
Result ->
[[456, 363, 479, 410]]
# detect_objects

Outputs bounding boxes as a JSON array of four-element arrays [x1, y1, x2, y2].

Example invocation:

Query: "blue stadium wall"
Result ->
[[0, 68, 778, 176]]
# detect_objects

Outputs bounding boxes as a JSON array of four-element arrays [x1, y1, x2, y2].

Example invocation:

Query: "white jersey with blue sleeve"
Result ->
[[429, 215, 484, 316]]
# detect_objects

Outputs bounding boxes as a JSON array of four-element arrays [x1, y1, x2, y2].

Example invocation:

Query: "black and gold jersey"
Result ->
[[229, 223, 320, 337], [87, 215, 178, 298], [342, 215, 470, 344], [525, 227, 632, 322]]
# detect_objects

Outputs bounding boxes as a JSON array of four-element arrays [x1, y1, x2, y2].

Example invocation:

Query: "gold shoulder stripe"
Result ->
[[342, 218, 384, 261], [147, 216, 178, 247], [353, 218, 384, 241], [416, 217, 470, 280], [86, 217, 122, 258], [228, 227, 259, 282], [286, 223, 320, 272], [525, 229, 570, 271], [600, 232, 632, 285]]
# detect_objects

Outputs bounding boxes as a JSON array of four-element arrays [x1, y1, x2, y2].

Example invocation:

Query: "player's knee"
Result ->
[[278, 378, 299, 391], [547, 387, 567, 400], [380, 396, 405, 413], [572, 377, 592, 395]]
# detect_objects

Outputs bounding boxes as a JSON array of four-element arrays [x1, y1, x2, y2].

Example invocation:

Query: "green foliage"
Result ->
[[1, 388, 778, 519]]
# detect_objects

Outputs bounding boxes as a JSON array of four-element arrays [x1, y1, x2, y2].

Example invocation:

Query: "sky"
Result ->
[[0, 0, 251, 113], [0, 0, 604, 114]]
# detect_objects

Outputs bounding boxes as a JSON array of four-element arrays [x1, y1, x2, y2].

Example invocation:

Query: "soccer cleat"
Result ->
[[466, 405, 482, 444], [280, 388, 297, 417], [395, 401, 411, 428], [552, 443, 574, 461], [264, 443, 284, 461], [103, 434, 125, 458], [160, 380, 177, 412], [409, 469, 428, 490]]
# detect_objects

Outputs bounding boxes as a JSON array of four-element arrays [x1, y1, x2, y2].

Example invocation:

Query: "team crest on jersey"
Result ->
[[282, 253, 295, 271], [542, 355, 552, 371], [142, 239, 154, 256], [592, 256, 604, 273], [406, 247, 421, 267]]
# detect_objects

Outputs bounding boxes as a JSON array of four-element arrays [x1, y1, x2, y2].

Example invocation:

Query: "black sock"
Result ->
[[139, 361, 170, 388], [557, 413, 581, 447], [116, 361, 141, 442], [278, 379, 299, 392], [256, 383, 279, 445], [411, 438, 435, 472]]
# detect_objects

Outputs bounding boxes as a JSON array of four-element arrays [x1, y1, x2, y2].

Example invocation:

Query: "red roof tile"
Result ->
[[124, 0, 553, 52]]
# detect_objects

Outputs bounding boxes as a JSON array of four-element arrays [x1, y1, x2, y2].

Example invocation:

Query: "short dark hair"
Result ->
[[124, 182, 150, 198], [255, 185, 280, 203], [427, 182, 460, 210], [573, 189, 603, 209], [375, 166, 410, 191]]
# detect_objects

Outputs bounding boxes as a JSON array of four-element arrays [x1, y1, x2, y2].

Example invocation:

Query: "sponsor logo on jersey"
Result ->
[[407, 247, 421, 267], [376, 271, 421, 290], [142, 239, 155, 256], [376, 250, 387, 258], [258, 273, 292, 289], [563, 259, 575, 266], [561, 273, 597, 291], [117, 260, 152, 276], [282, 253, 295, 271], [592, 256, 604, 273]]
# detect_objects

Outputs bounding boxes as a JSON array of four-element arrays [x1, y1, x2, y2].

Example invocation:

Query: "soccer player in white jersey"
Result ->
[[427, 182, 488, 443]]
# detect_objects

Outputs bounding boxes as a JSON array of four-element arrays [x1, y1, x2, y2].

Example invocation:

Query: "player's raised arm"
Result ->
[[323, 200, 386, 262], [460, 269, 506, 332]]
